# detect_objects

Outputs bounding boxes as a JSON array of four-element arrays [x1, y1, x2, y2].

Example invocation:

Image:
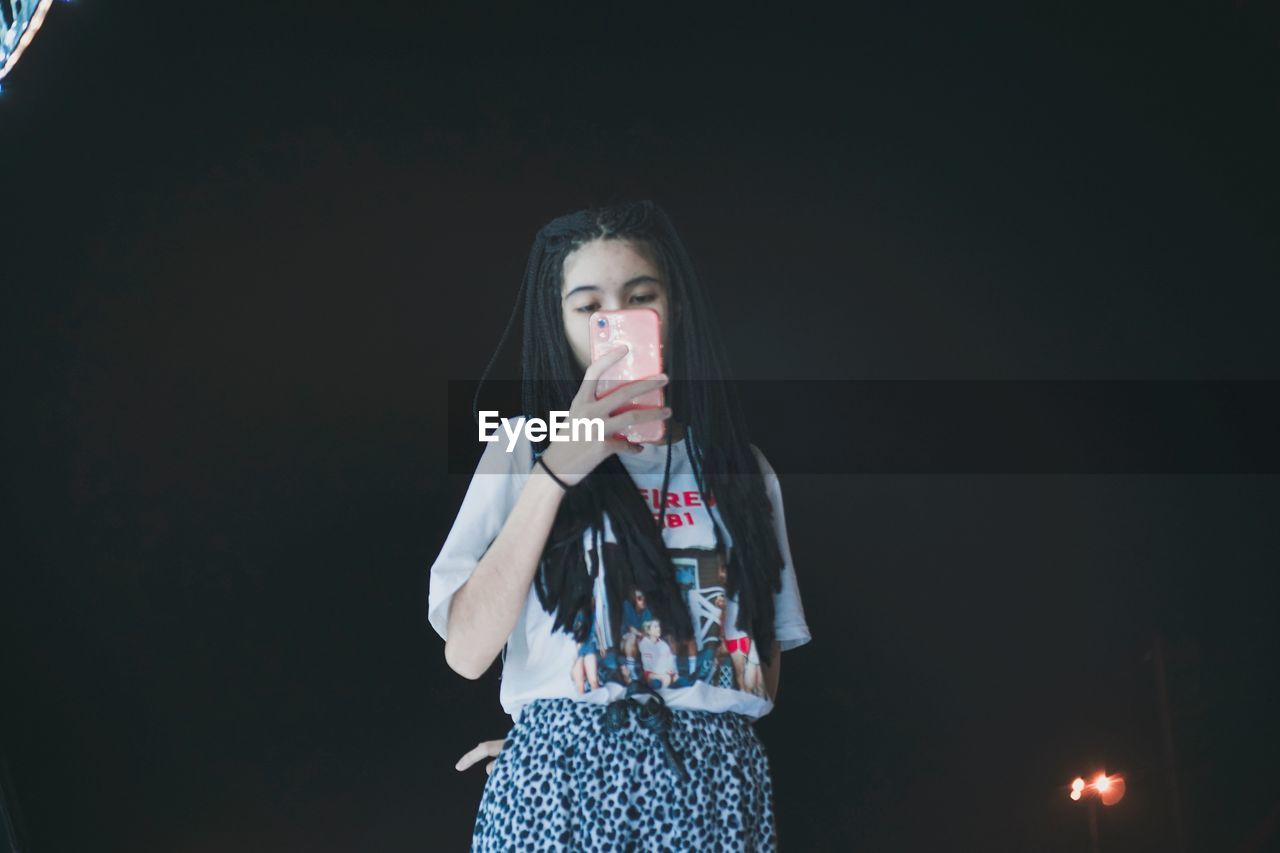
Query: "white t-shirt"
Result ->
[[638, 635, 677, 677], [427, 417, 813, 723]]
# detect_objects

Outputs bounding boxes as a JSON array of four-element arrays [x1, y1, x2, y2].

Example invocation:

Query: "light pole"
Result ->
[[1069, 772, 1126, 853]]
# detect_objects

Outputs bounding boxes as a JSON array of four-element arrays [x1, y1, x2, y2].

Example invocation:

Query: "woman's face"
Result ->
[[560, 238, 669, 372]]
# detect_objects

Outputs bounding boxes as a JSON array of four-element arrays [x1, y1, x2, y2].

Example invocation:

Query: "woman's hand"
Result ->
[[536, 345, 670, 487], [456, 738, 507, 776]]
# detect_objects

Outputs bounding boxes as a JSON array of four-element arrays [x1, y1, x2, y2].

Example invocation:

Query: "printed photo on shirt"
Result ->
[[567, 543, 768, 700]]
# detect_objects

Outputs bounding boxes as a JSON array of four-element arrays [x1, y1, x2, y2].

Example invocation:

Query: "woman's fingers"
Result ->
[[605, 438, 645, 456], [617, 374, 669, 403], [586, 374, 669, 417], [606, 406, 672, 431], [571, 346, 629, 409], [455, 739, 506, 771], [583, 345, 630, 384], [588, 347, 668, 402]]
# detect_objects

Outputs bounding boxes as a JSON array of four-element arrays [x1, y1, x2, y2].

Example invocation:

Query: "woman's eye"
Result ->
[[631, 293, 657, 304], [575, 303, 600, 314]]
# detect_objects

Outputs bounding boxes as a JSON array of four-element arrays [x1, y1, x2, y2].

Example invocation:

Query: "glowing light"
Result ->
[[1099, 775, 1126, 806], [1070, 771, 1127, 806], [1, 0, 56, 82]]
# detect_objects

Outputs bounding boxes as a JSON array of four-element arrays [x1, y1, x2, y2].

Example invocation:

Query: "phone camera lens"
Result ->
[[596, 317, 607, 328]]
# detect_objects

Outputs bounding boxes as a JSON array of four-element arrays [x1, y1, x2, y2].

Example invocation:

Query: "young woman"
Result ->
[[428, 200, 812, 850]]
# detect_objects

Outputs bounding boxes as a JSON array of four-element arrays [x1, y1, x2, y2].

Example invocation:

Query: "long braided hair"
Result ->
[[474, 200, 786, 667]]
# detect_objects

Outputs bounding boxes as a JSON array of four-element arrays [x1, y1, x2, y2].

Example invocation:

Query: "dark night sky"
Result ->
[[3, 2, 1279, 851]]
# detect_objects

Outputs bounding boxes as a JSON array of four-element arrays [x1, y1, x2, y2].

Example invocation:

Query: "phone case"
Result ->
[[589, 308, 666, 444]]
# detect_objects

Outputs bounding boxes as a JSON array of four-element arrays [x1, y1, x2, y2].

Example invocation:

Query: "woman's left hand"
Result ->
[[455, 738, 507, 776]]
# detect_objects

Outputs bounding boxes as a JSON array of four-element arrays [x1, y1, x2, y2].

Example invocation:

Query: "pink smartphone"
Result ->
[[589, 308, 666, 444]]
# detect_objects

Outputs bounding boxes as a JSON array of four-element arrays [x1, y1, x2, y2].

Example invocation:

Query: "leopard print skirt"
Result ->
[[471, 697, 777, 851]]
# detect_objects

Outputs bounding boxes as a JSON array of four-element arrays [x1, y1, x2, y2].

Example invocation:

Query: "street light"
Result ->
[[1068, 771, 1126, 852]]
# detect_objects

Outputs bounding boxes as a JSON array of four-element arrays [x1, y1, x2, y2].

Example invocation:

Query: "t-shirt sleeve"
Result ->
[[427, 421, 532, 643], [752, 445, 814, 652]]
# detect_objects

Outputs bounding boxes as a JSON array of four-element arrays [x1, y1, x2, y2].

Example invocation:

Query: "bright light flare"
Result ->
[[1067, 771, 1125, 805], [1098, 774, 1126, 806]]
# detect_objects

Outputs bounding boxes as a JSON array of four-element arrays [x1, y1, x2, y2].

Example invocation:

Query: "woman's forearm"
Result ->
[[444, 467, 566, 679]]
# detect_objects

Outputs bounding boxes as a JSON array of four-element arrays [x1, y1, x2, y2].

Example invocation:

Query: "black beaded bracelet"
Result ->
[[535, 453, 572, 491]]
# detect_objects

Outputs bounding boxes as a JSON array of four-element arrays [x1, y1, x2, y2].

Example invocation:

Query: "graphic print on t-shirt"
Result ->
[[636, 486, 717, 530], [567, 543, 767, 700]]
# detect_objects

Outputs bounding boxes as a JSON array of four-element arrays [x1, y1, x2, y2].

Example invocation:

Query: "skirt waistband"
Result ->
[[520, 683, 747, 783]]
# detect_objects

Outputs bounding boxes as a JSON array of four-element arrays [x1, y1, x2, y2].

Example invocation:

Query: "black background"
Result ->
[[3, 1, 1279, 851]]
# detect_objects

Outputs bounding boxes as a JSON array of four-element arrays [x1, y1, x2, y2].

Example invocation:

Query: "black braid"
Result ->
[[473, 231, 543, 426], [476, 201, 785, 666], [658, 407, 674, 529]]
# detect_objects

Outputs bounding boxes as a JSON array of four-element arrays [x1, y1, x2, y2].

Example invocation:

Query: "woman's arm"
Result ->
[[443, 352, 670, 680], [761, 640, 782, 701], [444, 467, 567, 679]]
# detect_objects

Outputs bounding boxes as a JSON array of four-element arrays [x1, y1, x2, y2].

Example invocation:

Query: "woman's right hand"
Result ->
[[536, 346, 670, 487], [456, 739, 507, 776]]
